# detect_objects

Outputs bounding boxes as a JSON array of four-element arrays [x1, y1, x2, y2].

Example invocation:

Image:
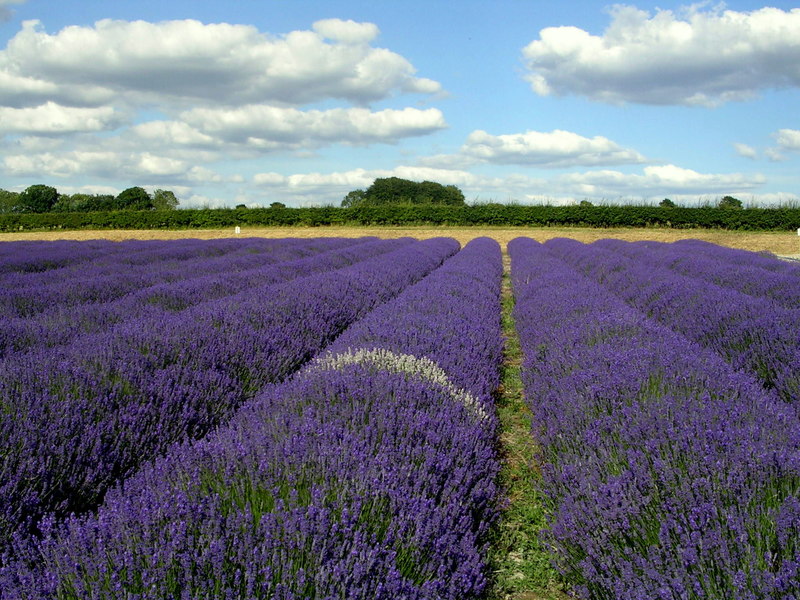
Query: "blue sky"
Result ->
[[1, 0, 799, 207]]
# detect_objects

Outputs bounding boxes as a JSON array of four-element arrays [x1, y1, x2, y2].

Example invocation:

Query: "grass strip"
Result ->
[[486, 252, 571, 600]]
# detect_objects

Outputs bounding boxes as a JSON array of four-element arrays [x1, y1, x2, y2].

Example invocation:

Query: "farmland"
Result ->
[[0, 233, 798, 599]]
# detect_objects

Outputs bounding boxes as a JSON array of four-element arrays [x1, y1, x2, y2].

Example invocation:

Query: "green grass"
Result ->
[[485, 256, 572, 600]]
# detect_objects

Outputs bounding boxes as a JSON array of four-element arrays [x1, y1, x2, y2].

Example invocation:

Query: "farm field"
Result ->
[[0, 234, 798, 599]]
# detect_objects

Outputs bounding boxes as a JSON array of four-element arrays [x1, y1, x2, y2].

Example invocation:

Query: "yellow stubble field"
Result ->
[[2, 226, 799, 258]]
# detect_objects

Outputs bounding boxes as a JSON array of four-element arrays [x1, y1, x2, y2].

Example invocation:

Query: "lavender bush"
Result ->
[[510, 237, 800, 599], [594, 238, 800, 309], [546, 237, 800, 405], [0, 237, 456, 553], [0, 237, 361, 319], [2, 237, 503, 599], [0, 237, 395, 357]]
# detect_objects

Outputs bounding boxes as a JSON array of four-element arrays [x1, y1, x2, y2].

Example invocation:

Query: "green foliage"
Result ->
[[269, 202, 286, 209], [0, 189, 20, 214], [719, 195, 743, 210], [341, 189, 366, 208], [115, 187, 153, 211], [659, 198, 676, 208], [578, 200, 593, 207], [488, 268, 569, 599], [342, 177, 465, 207], [2, 204, 800, 232], [152, 189, 179, 210], [17, 184, 58, 213]]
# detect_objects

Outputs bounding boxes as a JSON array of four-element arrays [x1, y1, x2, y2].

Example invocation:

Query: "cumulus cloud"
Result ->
[[176, 105, 446, 148], [130, 120, 216, 147], [522, 5, 800, 106], [0, 18, 441, 108], [460, 129, 645, 167], [3, 150, 193, 179], [0, 102, 121, 135]]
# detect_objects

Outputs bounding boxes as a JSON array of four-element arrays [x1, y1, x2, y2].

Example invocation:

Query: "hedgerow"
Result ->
[[1, 204, 800, 231]]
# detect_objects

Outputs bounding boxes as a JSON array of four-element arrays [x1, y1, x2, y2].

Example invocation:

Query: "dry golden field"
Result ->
[[2, 225, 799, 258]]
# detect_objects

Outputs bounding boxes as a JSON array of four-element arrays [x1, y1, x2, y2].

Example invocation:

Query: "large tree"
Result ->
[[341, 177, 465, 207], [115, 187, 154, 211], [17, 184, 58, 213], [152, 189, 179, 210]]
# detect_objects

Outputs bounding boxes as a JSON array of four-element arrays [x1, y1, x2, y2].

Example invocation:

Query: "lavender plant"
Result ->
[[0, 237, 457, 554], [510, 237, 800, 599], [1, 238, 503, 599], [594, 238, 800, 309], [0, 237, 395, 357], [546, 237, 800, 405], [0, 237, 360, 319]]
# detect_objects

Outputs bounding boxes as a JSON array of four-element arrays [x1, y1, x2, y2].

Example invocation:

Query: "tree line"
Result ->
[[0, 185, 179, 214]]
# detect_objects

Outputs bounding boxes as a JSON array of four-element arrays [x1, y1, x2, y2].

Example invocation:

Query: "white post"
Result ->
[[235, 226, 241, 235]]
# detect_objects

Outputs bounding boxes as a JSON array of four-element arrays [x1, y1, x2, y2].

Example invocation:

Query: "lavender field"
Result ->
[[0, 235, 798, 599]]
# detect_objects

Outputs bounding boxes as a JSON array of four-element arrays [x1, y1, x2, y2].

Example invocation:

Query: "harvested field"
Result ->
[[1, 225, 799, 257]]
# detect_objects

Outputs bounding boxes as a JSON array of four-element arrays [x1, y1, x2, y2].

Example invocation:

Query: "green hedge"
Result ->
[[2, 205, 800, 232]]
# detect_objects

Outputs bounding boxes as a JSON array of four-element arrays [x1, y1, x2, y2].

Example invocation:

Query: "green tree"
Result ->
[[660, 198, 676, 208], [0, 189, 20, 213], [152, 189, 179, 210], [579, 199, 594, 207], [342, 178, 465, 207], [341, 189, 366, 207], [718, 195, 743, 210], [17, 184, 58, 213], [115, 187, 153, 211], [269, 202, 286, 209]]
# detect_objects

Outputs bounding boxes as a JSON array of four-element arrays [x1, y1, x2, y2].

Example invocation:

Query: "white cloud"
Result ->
[[765, 148, 786, 162], [2, 149, 193, 179], [775, 129, 800, 151], [522, 5, 800, 106], [179, 105, 446, 147], [460, 129, 645, 167], [733, 143, 757, 159], [559, 164, 765, 196], [1, 18, 441, 108], [130, 121, 216, 147], [312, 19, 379, 44], [0, 102, 121, 135]]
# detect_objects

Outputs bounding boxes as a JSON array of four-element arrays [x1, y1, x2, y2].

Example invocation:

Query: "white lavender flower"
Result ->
[[309, 348, 489, 422]]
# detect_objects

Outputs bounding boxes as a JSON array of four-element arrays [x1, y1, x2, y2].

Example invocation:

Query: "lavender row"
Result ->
[[3, 238, 503, 599], [0, 237, 394, 357], [672, 238, 800, 278], [0, 239, 131, 276], [0, 237, 257, 280], [594, 238, 800, 309], [0, 237, 360, 318], [0, 238, 457, 554], [546, 238, 800, 404], [509, 237, 800, 599]]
